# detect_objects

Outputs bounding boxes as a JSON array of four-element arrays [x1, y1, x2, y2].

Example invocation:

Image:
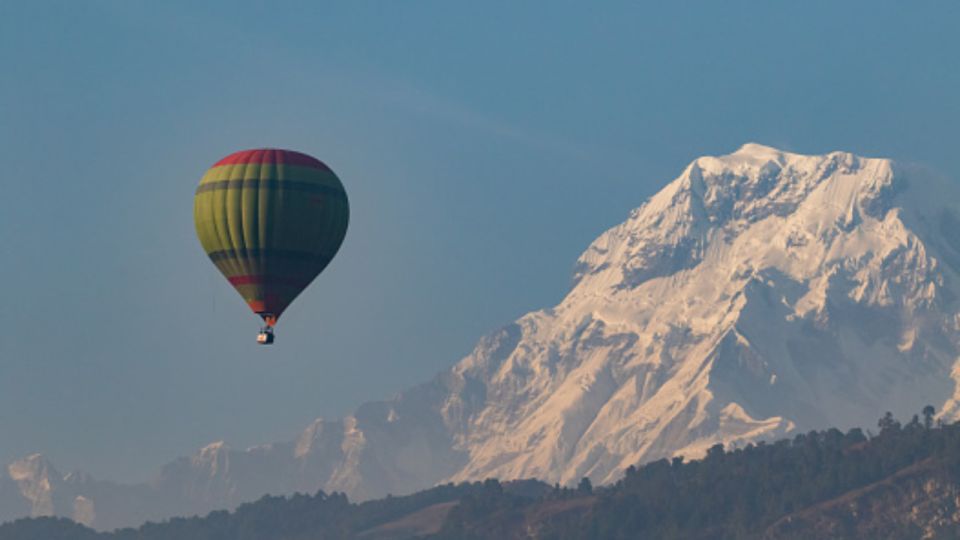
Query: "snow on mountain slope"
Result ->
[[443, 143, 960, 486], [6, 144, 960, 529], [6, 454, 59, 518], [0, 454, 102, 527]]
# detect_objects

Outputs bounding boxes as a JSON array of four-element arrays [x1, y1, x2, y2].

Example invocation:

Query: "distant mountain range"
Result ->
[[5, 415, 960, 539], [5, 144, 960, 530]]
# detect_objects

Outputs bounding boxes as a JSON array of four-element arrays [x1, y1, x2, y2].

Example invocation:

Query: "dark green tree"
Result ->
[[577, 477, 593, 494], [923, 405, 936, 429]]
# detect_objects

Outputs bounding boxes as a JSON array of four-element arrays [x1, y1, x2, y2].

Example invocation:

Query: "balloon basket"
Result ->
[[256, 328, 275, 345]]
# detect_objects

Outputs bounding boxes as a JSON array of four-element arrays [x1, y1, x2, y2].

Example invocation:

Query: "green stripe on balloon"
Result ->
[[195, 179, 345, 196]]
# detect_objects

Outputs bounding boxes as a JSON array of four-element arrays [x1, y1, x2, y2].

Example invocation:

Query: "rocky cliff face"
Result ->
[[7, 144, 960, 530]]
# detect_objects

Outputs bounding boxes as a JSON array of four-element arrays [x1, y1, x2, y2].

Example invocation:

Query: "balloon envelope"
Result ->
[[194, 149, 349, 326]]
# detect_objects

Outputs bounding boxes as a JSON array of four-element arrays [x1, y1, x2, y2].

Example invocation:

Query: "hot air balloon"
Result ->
[[194, 149, 349, 344]]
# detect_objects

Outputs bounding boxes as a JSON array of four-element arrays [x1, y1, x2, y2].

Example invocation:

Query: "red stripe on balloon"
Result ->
[[228, 275, 311, 287], [213, 149, 330, 171]]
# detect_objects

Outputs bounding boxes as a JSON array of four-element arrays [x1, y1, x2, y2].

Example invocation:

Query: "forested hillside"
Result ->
[[437, 408, 959, 539], [4, 409, 960, 540]]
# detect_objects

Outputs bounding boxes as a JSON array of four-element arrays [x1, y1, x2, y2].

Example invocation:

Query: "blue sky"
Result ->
[[1, 1, 958, 482]]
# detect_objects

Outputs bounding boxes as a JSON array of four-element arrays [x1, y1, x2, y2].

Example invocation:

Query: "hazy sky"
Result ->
[[1, 1, 958, 482]]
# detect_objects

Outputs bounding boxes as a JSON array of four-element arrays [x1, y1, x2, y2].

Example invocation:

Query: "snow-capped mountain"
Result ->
[[1, 454, 104, 527], [442, 143, 960, 484], [0, 453, 162, 530], [6, 144, 960, 530]]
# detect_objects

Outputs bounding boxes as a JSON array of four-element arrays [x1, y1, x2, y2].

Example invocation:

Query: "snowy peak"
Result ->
[[573, 146, 904, 296], [7, 454, 60, 517], [1, 454, 105, 527], [192, 441, 229, 475], [731, 142, 786, 159], [7, 453, 58, 484]]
